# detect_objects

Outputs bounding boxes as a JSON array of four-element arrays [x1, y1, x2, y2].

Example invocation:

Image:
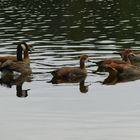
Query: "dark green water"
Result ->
[[0, 0, 140, 47], [0, 0, 140, 140]]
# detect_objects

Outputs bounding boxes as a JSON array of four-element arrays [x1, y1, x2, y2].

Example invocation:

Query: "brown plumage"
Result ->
[[0, 42, 33, 74], [0, 56, 17, 63], [51, 55, 89, 79], [100, 59, 131, 69], [1, 60, 32, 74], [0, 42, 33, 65], [103, 64, 140, 85], [114, 49, 132, 62], [114, 49, 140, 66], [91, 58, 131, 73]]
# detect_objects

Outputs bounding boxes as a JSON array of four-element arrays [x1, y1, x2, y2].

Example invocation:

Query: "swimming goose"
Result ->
[[0, 42, 33, 74], [91, 58, 131, 73], [0, 42, 33, 65], [103, 64, 140, 85], [114, 49, 140, 66], [51, 55, 89, 79]]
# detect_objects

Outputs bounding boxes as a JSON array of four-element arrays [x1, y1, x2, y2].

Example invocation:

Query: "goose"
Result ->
[[0, 42, 33, 65], [0, 42, 33, 74], [51, 55, 89, 79]]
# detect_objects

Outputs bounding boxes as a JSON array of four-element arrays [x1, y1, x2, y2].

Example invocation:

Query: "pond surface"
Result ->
[[0, 0, 140, 140]]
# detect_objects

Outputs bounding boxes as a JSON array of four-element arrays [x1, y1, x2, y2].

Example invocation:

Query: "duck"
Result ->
[[51, 55, 89, 79], [0, 42, 33, 65], [113, 49, 132, 62], [91, 58, 131, 73], [127, 53, 140, 67], [114, 49, 140, 66], [0, 42, 33, 74], [103, 64, 140, 85]]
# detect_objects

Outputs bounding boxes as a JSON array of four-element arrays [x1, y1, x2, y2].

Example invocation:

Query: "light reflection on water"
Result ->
[[0, 0, 140, 139], [0, 0, 140, 95], [0, 0, 140, 47]]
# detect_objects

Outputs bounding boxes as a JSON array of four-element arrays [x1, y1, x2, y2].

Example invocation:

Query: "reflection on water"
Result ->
[[0, 0, 140, 95], [0, 0, 140, 48], [49, 76, 89, 93], [16, 84, 30, 97], [0, 72, 31, 97], [1, 1, 140, 140]]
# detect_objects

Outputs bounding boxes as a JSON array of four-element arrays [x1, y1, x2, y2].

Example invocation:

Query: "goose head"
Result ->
[[16, 42, 33, 62]]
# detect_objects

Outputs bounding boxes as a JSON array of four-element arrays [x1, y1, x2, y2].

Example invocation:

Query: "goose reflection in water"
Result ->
[[0, 42, 33, 75], [90, 51, 140, 85], [49, 76, 89, 93], [0, 72, 31, 97], [16, 84, 30, 98], [49, 55, 89, 93]]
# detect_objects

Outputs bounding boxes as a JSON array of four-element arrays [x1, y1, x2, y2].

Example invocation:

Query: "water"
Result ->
[[0, 0, 140, 139]]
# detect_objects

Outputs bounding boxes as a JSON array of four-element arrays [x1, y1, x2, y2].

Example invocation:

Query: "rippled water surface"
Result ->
[[1, 0, 140, 140]]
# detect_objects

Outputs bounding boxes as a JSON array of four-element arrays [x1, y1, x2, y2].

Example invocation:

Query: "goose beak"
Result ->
[[88, 59, 93, 63], [88, 59, 98, 64], [30, 47, 35, 52], [28, 44, 35, 52]]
